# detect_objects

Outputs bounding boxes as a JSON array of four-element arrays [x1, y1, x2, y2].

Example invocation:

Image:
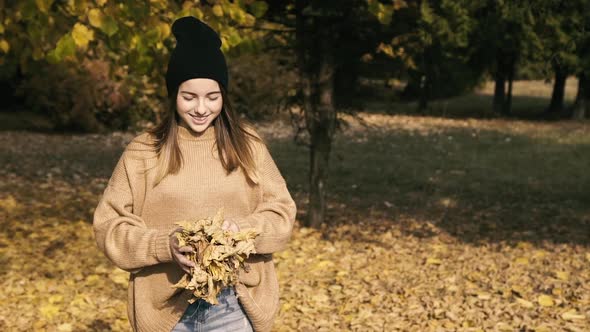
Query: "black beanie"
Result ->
[[165, 16, 228, 98]]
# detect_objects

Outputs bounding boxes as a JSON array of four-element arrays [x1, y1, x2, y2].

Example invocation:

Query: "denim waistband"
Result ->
[[219, 286, 235, 297]]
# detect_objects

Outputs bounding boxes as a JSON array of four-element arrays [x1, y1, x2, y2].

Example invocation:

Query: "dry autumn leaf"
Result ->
[[561, 310, 586, 321], [0, 195, 18, 211], [555, 271, 569, 281], [534, 325, 553, 332], [538, 295, 554, 307], [516, 298, 534, 308], [57, 323, 73, 332], [426, 257, 442, 265], [171, 208, 258, 305]]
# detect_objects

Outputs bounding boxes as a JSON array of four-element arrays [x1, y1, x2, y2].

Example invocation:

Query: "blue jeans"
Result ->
[[171, 287, 254, 332]]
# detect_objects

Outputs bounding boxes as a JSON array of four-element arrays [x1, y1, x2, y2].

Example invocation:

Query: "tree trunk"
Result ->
[[548, 65, 567, 113], [296, 0, 337, 228], [418, 74, 428, 112], [504, 61, 514, 115], [307, 111, 334, 228], [493, 73, 505, 114], [418, 48, 430, 112], [333, 62, 359, 109], [572, 72, 589, 120], [573, 74, 582, 105], [305, 44, 336, 228]]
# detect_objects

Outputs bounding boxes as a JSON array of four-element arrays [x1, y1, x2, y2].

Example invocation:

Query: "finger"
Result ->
[[176, 259, 193, 274], [172, 250, 189, 262], [170, 233, 181, 247], [176, 255, 195, 268], [221, 220, 230, 230], [171, 228, 183, 239], [222, 220, 239, 232], [181, 265, 191, 274], [178, 246, 194, 253]]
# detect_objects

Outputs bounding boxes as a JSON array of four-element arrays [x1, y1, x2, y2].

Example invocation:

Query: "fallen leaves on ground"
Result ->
[[0, 116, 589, 331], [1, 189, 587, 331], [272, 221, 590, 331]]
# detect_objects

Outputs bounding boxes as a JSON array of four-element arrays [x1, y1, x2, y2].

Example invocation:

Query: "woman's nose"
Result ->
[[194, 99, 207, 115]]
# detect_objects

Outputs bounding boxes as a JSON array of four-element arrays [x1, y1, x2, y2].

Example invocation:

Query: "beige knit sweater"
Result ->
[[93, 124, 296, 332]]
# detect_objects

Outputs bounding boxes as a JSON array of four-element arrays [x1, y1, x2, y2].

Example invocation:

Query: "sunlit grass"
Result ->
[[362, 78, 581, 119]]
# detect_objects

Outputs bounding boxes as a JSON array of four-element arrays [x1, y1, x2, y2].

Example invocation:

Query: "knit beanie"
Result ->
[[165, 16, 228, 97]]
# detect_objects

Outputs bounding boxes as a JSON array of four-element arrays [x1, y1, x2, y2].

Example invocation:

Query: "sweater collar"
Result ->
[[177, 124, 216, 141]]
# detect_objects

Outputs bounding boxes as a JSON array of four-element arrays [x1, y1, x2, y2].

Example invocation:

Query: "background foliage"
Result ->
[[1, 0, 589, 130], [0, 0, 281, 131]]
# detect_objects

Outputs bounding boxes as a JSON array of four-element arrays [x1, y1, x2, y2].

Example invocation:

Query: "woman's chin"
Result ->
[[189, 124, 210, 134], [183, 117, 212, 133]]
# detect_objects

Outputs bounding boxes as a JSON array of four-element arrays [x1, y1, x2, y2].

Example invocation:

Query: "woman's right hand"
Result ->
[[170, 227, 195, 274]]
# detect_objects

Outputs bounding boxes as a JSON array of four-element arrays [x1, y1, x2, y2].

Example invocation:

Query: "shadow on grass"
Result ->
[[1, 121, 588, 248], [0, 110, 56, 133], [0, 130, 132, 223], [360, 93, 577, 122], [268, 125, 590, 248]]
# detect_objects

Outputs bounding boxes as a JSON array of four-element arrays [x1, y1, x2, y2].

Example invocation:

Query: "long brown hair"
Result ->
[[144, 84, 262, 187]]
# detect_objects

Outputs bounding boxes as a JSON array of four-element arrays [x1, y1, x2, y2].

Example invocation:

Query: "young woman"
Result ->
[[93, 16, 296, 332]]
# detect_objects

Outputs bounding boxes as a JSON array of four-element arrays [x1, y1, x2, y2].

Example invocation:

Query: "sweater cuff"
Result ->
[[154, 228, 174, 263], [236, 218, 253, 232]]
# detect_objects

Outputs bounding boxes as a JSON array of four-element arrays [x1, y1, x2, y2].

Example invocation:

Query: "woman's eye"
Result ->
[[208, 97, 219, 101], [183, 96, 193, 101]]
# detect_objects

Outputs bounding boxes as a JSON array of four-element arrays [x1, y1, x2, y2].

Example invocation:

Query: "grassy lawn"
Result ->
[[364, 79, 579, 120], [0, 80, 589, 331]]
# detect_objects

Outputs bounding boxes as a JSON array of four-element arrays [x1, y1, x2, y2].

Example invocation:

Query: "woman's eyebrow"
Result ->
[[180, 90, 221, 96]]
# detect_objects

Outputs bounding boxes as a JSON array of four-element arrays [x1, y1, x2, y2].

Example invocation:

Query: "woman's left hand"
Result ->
[[222, 219, 240, 233]]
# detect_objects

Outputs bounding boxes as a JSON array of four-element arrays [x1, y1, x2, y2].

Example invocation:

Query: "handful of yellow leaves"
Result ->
[[171, 208, 258, 304]]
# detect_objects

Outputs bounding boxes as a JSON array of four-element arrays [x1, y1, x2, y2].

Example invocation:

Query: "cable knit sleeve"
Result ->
[[93, 143, 176, 273], [236, 142, 297, 254]]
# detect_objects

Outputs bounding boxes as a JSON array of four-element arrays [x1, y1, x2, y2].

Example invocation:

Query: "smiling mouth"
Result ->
[[189, 113, 207, 119], [188, 114, 209, 124]]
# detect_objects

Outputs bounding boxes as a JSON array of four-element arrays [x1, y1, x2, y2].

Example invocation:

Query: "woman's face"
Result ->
[[176, 78, 223, 133]]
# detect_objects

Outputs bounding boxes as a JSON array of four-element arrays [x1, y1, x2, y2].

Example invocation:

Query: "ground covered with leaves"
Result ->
[[0, 113, 589, 331]]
